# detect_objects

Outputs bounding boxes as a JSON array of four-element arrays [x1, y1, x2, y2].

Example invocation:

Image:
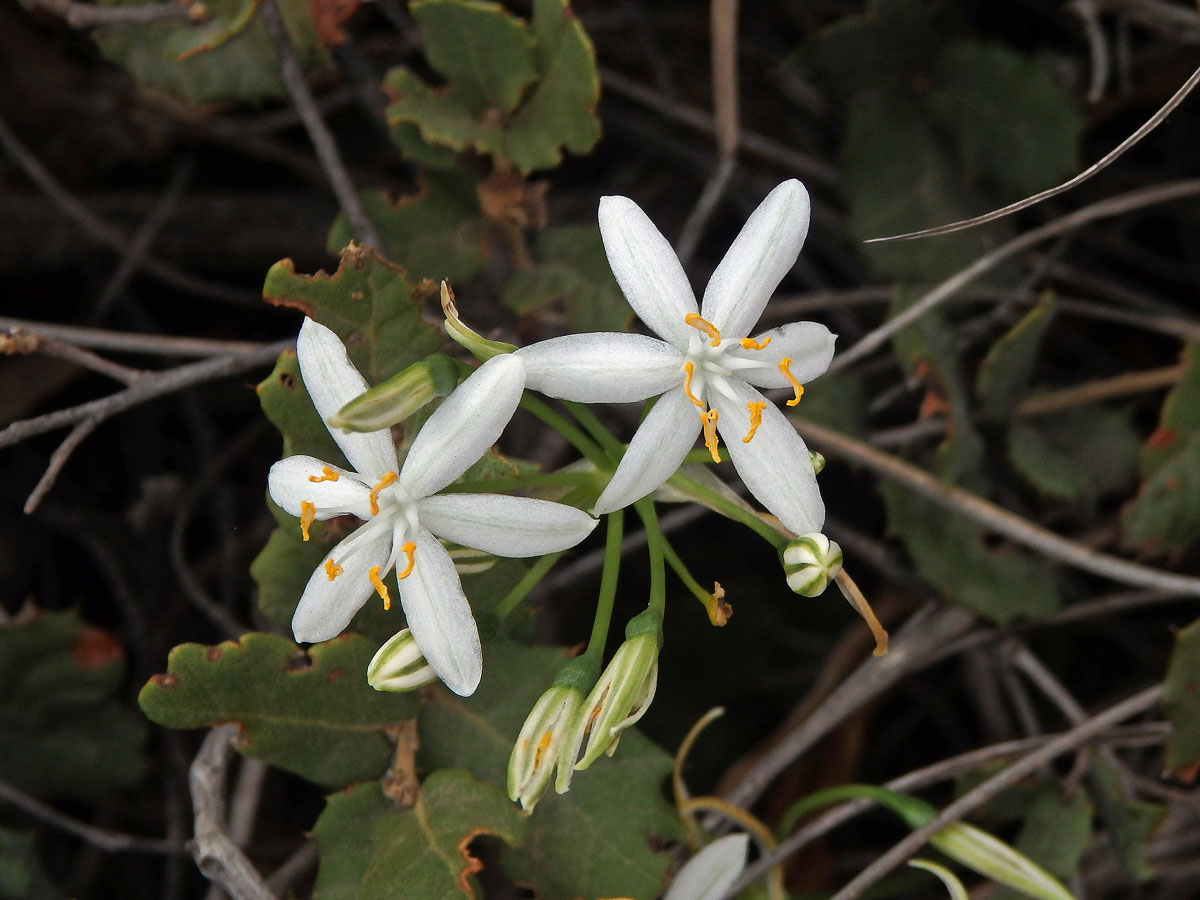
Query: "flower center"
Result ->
[[679, 313, 775, 461]]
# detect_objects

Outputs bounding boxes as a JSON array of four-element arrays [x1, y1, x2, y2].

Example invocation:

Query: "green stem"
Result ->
[[583, 510, 624, 660], [668, 472, 788, 548], [439, 471, 597, 494], [494, 552, 563, 620], [634, 498, 667, 618], [520, 394, 609, 469], [661, 538, 725, 625], [562, 400, 626, 462], [775, 784, 936, 841], [682, 447, 728, 465]]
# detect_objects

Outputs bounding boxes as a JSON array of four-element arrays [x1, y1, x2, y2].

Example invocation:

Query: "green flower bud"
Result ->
[[809, 450, 826, 474], [329, 353, 460, 432], [366, 629, 437, 692], [930, 822, 1075, 900], [441, 281, 517, 361], [782, 532, 843, 597]]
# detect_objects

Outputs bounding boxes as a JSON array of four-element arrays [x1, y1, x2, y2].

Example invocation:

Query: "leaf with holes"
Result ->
[[419, 639, 680, 900], [1163, 616, 1200, 782], [311, 782, 396, 900], [0, 610, 146, 802], [138, 632, 418, 787]]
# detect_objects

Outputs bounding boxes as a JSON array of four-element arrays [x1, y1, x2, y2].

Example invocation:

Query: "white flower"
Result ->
[[268, 319, 597, 696], [663, 833, 750, 900], [518, 179, 835, 534]]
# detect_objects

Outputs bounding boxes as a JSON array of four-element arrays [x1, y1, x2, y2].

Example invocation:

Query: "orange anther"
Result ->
[[396, 542, 417, 580], [324, 558, 344, 581], [309, 466, 340, 483], [742, 401, 767, 443], [681, 361, 705, 408], [369, 566, 392, 611], [739, 336, 772, 351], [299, 501, 316, 542], [684, 312, 722, 347], [777, 357, 805, 407], [532, 731, 554, 772], [368, 471, 398, 515], [700, 409, 721, 463]]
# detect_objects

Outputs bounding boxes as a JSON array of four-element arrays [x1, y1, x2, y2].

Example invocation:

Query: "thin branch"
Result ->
[[865, 65, 1200, 242], [710, 0, 739, 161], [23, 418, 99, 514], [0, 777, 185, 855], [1070, 0, 1111, 103], [0, 340, 291, 451], [0, 317, 272, 357], [1013, 364, 1184, 417], [18, 0, 196, 27], [794, 417, 1200, 597], [0, 111, 257, 306], [189, 727, 277, 900], [3, 330, 145, 384], [676, 156, 738, 268], [260, 0, 383, 252], [834, 178, 1200, 371], [825, 684, 1163, 900]]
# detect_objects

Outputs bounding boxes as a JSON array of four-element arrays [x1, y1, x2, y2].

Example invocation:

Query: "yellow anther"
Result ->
[[324, 558, 344, 581], [369, 566, 392, 611], [681, 361, 705, 408], [368, 471, 398, 515], [396, 542, 417, 580], [532, 731, 554, 772], [299, 501, 316, 542], [742, 401, 767, 443], [739, 336, 772, 351], [308, 466, 340, 483], [777, 357, 805, 407], [700, 409, 721, 463], [684, 312, 722, 347]]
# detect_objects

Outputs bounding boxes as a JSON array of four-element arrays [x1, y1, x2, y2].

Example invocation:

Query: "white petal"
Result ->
[[700, 180, 811, 339], [399, 354, 526, 499], [715, 380, 825, 535], [519, 333, 682, 403], [419, 494, 596, 556], [291, 519, 392, 643], [268, 456, 373, 519], [593, 388, 700, 515], [663, 834, 750, 900], [729, 321, 836, 389], [296, 318, 398, 478], [598, 195, 697, 348], [398, 529, 482, 696]]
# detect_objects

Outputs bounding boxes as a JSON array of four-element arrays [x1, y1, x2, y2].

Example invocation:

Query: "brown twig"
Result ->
[[794, 417, 1200, 597], [23, 418, 100, 514], [189, 727, 277, 900], [0, 777, 185, 855], [1012, 364, 1184, 416], [260, 0, 384, 252], [0, 317, 272, 357], [823, 684, 1163, 900], [17, 0, 196, 27]]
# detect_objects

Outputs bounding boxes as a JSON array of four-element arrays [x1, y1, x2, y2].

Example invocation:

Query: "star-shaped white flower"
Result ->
[[269, 319, 597, 696], [518, 179, 835, 534]]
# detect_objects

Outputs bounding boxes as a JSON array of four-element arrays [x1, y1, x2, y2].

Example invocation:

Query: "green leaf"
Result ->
[[1138, 343, 1200, 478], [0, 611, 146, 802], [311, 782, 397, 900], [804, 0, 938, 99], [0, 827, 57, 900], [977, 296, 1057, 421], [92, 0, 328, 104], [991, 790, 1092, 900], [357, 770, 527, 900], [411, 0, 538, 114], [328, 176, 490, 287], [881, 483, 1060, 622], [263, 245, 443, 386], [1089, 760, 1165, 882], [138, 632, 418, 787], [500, 226, 632, 333], [257, 351, 346, 463], [791, 369, 869, 439], [1008, 404, 1141, 502], [1162, 616, 1200, 781], [419, 639, 681, 900]]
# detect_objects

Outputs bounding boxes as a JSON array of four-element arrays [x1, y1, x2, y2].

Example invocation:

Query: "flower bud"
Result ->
[[809, 450, 826, 474], [329, 354, 459, 432], [559, 609, 662, 786], [441, 281, 517, 361], [663, 833, 750, 900], [366, 629, 437, 692], [782, 532, 843, 597], [507, 658, 597, 811], [930, 822, 1075, 900]]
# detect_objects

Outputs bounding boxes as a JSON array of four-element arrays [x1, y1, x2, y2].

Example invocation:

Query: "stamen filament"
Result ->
[[739, 336, 772, 351], [396, 542, 417, 580], [700, 409, 721, 463], [368, 471, 399, 515], [308, 466, 340, 483], [777, 357, 805, 407], [681, 361, 705, 408], [742, 401, 767, 443], [324, 557, 344, 580], [685, 312, 722, 347], [299, 501, 316, 542], [369, 565, 392, 610]]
